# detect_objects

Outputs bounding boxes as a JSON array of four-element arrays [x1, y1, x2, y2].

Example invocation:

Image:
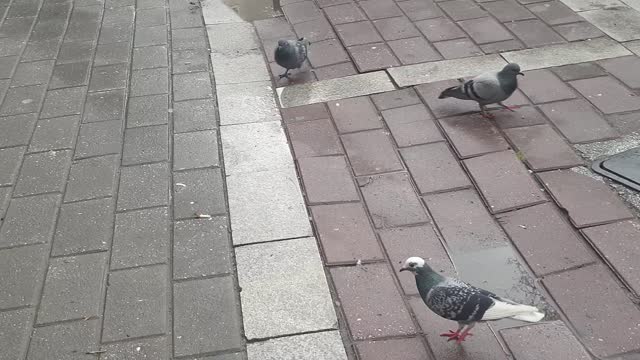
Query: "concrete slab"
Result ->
[[623, 0, 640, 11], [560, 0, 624, 11], [236, 237, 337, 339], [227, 168, 312, 245], [277, 71, 395, 108], [502, 38, 631, 70], [247, 331, 347, 360], [217, 81, 281, 125], [387, 54, 506, 87], [206, 23, 260, 55], [221, 121, 293, 174], [580, 8, 640, 41], [211, 52, 270, 84], [201, 0, 244, 24], [625, 40, 640, 55]]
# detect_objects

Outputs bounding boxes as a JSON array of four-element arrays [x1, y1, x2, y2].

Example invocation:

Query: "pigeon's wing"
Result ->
[[425, 280, 495, 323], [465, 72, 505, 104], [296, 40, 309, 64]]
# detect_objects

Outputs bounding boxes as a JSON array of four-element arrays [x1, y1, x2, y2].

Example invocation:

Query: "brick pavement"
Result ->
[[0, 0, 244, 358]]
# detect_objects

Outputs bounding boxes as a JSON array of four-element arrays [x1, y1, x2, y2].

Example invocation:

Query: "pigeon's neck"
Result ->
[[497, 71, 518, 94], [415, 267, 444, 299]]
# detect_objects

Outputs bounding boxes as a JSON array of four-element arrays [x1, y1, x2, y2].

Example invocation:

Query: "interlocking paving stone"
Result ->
[[222, 123, 290, 174], [306, 39, 351, 68], [331, 263, 415, 340], [571, 76, 640, 114], [324, 3, 366, 25], [370, 88, 421, 110], [381, 104, 443, 147], [607, 111, 640, 135], [348, 42, 400, 72], [283, 1, 322, 24], [206, 23, 258, 53], [491, 105, 547, 129], [254, 17, 295, 40], [131, 68, 169, 96], [599, 55, 640, 88], [538, 99, 617, 143], [464, 150, 547, 213], [0, 114, 36, 148], [211, 52, 269, 85], [503, 124, 583, 170], [328, 97, 382, 133], [103, 265, 168, 342], [49, 62, 90, 89], [311, 203, 383, 264], [287, 118, 342, 158], [440, 0, 487, 20], [552, 62, 606, 81], [580, 8, 640, 42], [298, 156, 359, 203], [57, 41, 93, 64], [0, 56, 18, 79], [373, 16, 420, 41], [217, 81, 280, 125], [173, 216, 231, 279], [136, 7, 166, 27], [135, 25, 168, 47], [89, 64, 128, 92], [526, 1, 582, 25], [0, 84, 46, 115], [0, 193, 61, 248], [247, 331, 346, 360], [357, 338, 430, 360], [388, 36, 442, 65], [83, 89, 126, 123], [335, 21, 383, 46], [433, 38, 483, 59], [94, 42, 131, 67], [11, 60, 55, 86], [111, 207, 169, 270], [227, 168, 312, 244], [500, 321, 591, 360], [236, 237, 336, 338], [359, 172, 428, 228], [498, 202, 595, 275], [22, 40, 60, 62], [293, 17, 335, 42], [483, 0, 534, 21], [172, 49, 209, 74], [40, 86, 87, 119], [173, 168, 225, 219], [397, 0, 444, 21], [0, 244, 48, 308], [173, 71, 213, 101], [27, 319, 100, 360], [480, 39, 524, 54], [173, 99, 217, 133], [342, 130, 403, 176], [0, 308, 33, 360], [518, 69, 576, 103], [127, 94, 168, 128], [581, 220, 640, 295], [0, 187, 10, 220], [132, 45, 168, 69], [28, 116, 80, 153], [400, 142, 471, 194], [458, 17, 513, 44], [173, 276, 242, 356], [122, 125, 169, 165], [282, 103, 330, 123], [380, 225, 454, 295], [360, 0, 403, 19], [75, 120, 123, 159], [52, 198, 114, 256], [554, 21, 604, 41], [37, 252, 107, 324], [100, 337, 170, 360], [439, 114, 510, 158], [0, 146, 25, 186], [537, 169, 634, 227], [543, 264, 640, 357], [65, 155, 118, 202], [117, 162, 169, 211]]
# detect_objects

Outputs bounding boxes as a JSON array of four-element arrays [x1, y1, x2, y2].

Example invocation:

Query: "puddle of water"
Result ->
[[223, 0, 282, 21]]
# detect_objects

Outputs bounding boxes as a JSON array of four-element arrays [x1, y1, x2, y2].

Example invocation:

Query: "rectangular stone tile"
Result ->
[[0, 84, 46, 115], [382, 104, 443, 147], [370, 88, 421, 110], [504, 124, 583, 171], [75, 120, 122, 159], [117, 162, 169, 211], [599, 55, 640, 89], [464, 150, 547, 213], [0, 194, 61, 248], [236, 237, 336, 339], [543, 264, 640, 357], [439, 114, 510, 158], [247, 331, 346, 360], [169, 9, 205, 29], [554, 21, 605, 41], [347, 42, 398, 71], [89, 64, 128, 92], [94, 42, 131, 67], [298, 156, 359, 203], [281, 103, 330, 123], [221, 122, 289, 174], [206, 23, 258, 53], [173, 99, 216, 133], [40, 86, 87, 119], [0, 146, 25, 186], [360, 0, 403, 19], [49, 61, 90, 89], [52, 198, 114, 256], [0, 114, 36, 148], [173, 168, 225, 219], [287, 118, 342, 158], [173, 71, 212, 101], [484, 0, 534, 21], [283, 1, 321, 24], [380, 225, 454, 295], [36, 252, 107, 324], [132, 45, 168, 69], [84, 89, 126, 123], [401, 142, 470, 194], [581, 220, 640, 295], [254, 17, 295, 40], [335, 21, 383, 47], [480, 39, 524, 54], [135, 25, 167, 47], [389, 36, 443, 65], [439, 0, 487, 20], [342, 130, 403, 176], [217, 81, 280, 125], [526, 1, 582, 25], [580, 8, 640, 42], [0, 187, 10, 221], [307, 39, 350, 68], [173, 217, 231, 280], [28, 116, 79, 153], [100, 337, 169, 360], [111, 207, 169, 270], [65, 155, 118, 202], [538, 169, 634, 227], [538, 99, 617, 143], [127, 94, 168, 128], [64, 5, 102, 41], [227, 168, 312, 244], [357, 338, 430, 360], [103, 265, 168, 342], [397, 0, 444, 21], [571, 76, 640, 114], [137, 7, 166, 27], [331, 263, 415, 340], [11, 60, 55, 87], [131, 68, 168, 96], [328, 96, 382, 134], [505, 19, 565, 47], [211, 52, 269, 85], [359, 172, 428, 228], [122, 125, 168, 165], [0, 308, 33, 360], [293, 17, 335, 42], [498, 202, 595, 275], [0, 56, 18, 79], [57, 41, 93, 64], [27, 319, 100, 360], [373, 16, 420, 42], [0, 244, 48, 308], [172, 49, 209, 74], [491, 105, 547, 129], [518, 69, 575, 104], [458, 17, 513, 44], [172, 27, 208, 51], [500, 321, 591, 360], [433, 38, 483, 59]]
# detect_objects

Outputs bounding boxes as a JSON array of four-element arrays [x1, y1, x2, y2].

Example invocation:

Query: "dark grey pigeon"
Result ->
[[400, 256, 544, 344], [438, 63, 524, 119], [274, 38, 310, 79]]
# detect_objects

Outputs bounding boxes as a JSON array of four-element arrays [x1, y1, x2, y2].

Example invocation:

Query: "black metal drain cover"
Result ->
[[592, 147, 640, 192]]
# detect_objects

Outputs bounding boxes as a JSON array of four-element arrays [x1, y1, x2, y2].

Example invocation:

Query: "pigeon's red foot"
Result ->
[[503, 105, 519, 111], [481, 112, 495, 119], [440, 330, 461, 342], [455, 331, 474, 344]]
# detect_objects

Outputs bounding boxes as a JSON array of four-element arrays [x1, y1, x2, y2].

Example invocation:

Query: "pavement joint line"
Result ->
[[230, 234, 314, 248], [245, 328, 340, 344]]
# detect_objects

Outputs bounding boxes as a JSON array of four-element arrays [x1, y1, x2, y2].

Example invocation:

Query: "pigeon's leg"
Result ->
[[498, 102, 519, 112], [440, 323, 464, 341], [456, 323, 476, 344], [279, 68, 290, 79], [479, 105, 495, 119]]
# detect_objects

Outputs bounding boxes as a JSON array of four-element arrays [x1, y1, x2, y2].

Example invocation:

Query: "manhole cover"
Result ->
[[592, 147, 640, 192]]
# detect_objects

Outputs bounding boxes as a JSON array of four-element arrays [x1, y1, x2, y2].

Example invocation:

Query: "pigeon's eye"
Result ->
[[409, 262, 416, 267]]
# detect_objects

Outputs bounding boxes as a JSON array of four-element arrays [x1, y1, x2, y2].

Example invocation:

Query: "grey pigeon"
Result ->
[[274, 38, 310, 79], [400, 256, 544, 344], [438, 63, 524, 119]]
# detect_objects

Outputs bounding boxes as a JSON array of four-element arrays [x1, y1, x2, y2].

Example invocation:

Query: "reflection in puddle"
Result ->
[[223, 0, 282, 21]]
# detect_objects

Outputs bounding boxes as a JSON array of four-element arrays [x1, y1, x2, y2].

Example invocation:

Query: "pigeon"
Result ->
[[400, 256, 544, 344], [274, 38, 310, 79], [438, 63, 524, 119]]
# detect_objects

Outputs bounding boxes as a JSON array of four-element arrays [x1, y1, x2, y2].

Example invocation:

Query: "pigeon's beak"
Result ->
[[399, 266, 408, 272], [518, 72, 524, 76]]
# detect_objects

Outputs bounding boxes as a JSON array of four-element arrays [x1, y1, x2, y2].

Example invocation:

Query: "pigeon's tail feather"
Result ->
[[481, 301, 544, 322], [511, 310, 545, 322], [438, 85, 465, 99]]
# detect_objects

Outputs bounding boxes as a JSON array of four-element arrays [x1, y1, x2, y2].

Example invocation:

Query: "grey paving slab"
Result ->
[[173, 216, 231, 279], [580, 7, 640, 42], [111, 207, 169, 269], [236, 237, 337, 339], [173, 98, 217, 133], [11, 60, 55, 87], [131, 68, 169, 96], [0, 244, 48, 308], [173, 49, 210, 74], [136, 7, 167, 27], [201, 0, 244, 24], [135, 25, 168, 47], [0, 84, 46, 115], [84, 89, 126, 123], [0, 56, 18, 78], [49, 61, 91, 89], [206, 23, 259, 53], [247, 331, 347, 360], [65, 155, 118, 202], [173, 130, 219, 170], [122, 125, 169, 165], [28, 320, 100, 360], [560, 0, 624, 11], [14, 150, 72, 196], [127, 94, 168, 127], [57, 41, 93, 64], [221, 122, 291, 174], [0, 187, 10, 220], [0, 308, 33, 360], [0, 114, 37, 148], [103, 265, 169, 342], [40, 86, 87, 119], [52, 198, 114, 256], [117, 162, 169, 211], [0, 194, 61, 248], [22, 40, 60, 62], [173, 168, 225, 219], [28, 116, 80, 153], [89, 64, 128, 92], [0, 146, 25, 186], [132, 45, 168, 69], [94, 42, 131, 67], [100, 337, 170, 360], [36, 252, 108, 324], [173, 276, 243, 357], [171, 27, 209, 51], [173, 71, 213, 101], [64, 5, 102, 43], [217, 81, 280, 125], [75, 120, 123, 159], [210, 52, 270, 85]]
